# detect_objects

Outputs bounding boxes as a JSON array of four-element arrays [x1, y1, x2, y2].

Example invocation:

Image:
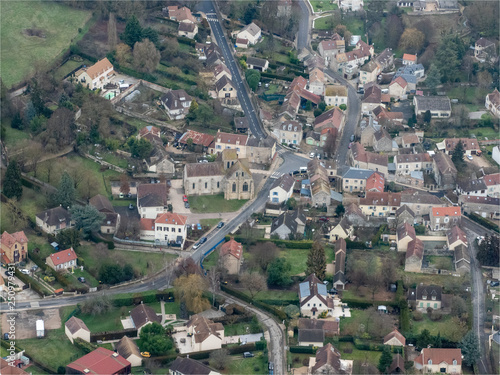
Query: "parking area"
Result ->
[[170, 179, 191, 215], [467, 154, 492, 168]]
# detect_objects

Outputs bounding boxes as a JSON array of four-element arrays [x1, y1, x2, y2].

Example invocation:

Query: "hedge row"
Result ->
[[70, 45, 98, 63], [465, 212, 500, 233], [91, 328, 138, 342], [118, 66, 157, 83], [112, 290, 175, 307], [177, 36, 196, 47], [345, 239, 368, 249], [223, 236, 314, 249], [290, 346, 317, 354], [186, 342, 258, 360], [260, 72, 294, 82], [74, 338, 98, 353], [259, 298, 299, 306], [14, 269, 50, 297], [221, 285, 287, 321]]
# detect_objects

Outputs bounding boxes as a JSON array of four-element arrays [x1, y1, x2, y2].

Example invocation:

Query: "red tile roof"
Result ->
[[66, 347, 131, 375], [139, 125, 161, 139], [391, 76, 408, 89], [406, 238, 424, 260], [155, 213, 187, 226], [84, 58, 114, 80], [366, 172, 385, 192], [432, 206, 461, 217], [447, 225, 467, 246], [180, 130, 215, 147], [397, 222, 416, 241], [48, 248, 77, 266], [402, 53, 417, 62], [360, 192, 401, 207], [444, 138, 480, 152], [414, 348, 462, 366], [314, 107, 344, 130], [383, 328, 406, 346], [139, 218, 155, 231], [484, 173, 500, 186], [215, 131, 248, 146], [1, 231, 28, 249], [0, 358, 29, 375], [220, 238, 243, 259]]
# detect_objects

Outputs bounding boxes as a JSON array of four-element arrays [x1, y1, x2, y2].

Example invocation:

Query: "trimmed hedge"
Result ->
[[74, 338, 98, 354], [14, 269, 50, 297], [260, 72, 294, 82], [290, 346, 317, 354], [465, 212, 500, 233], [186, 343, 258, 360], [221, 285, 287, 321], [341, 298, 398, 309], [223, 236, 313, 249], [259, 298, 299, 306], [91, 328, 138, 342], [118, 66, 157, 83], [345, 239, 367, 249], [70, 46, 98, 63]]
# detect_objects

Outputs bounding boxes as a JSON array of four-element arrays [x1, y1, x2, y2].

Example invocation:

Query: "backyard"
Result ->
[[0, 0, 92, 87], [427, 256, 454, 271], [188, 194, 248, 213], [310, 0, 338, 12]]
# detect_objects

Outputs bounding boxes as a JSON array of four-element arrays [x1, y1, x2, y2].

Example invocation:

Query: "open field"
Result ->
[[226, 352, 268, 374], [53, 57, 94, 81], [0, 0, 92, 87], [2, 124, 30, 148], [188, 194, 248, 213], [311, 0, 338, 12]]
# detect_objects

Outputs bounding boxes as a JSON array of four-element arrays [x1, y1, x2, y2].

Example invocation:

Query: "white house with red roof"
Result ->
[[153, 213, 187, 248], [75, 58, 114, 90], [430, 207, 461, 231], [46, 248, 77, 271], [389, 76, 408, 99], [414, 348, 462, 374], [402, 53, 417, 65], [484, 173, 500, 197], [299, 274, 334, 318], [220, 238, 243, 274]]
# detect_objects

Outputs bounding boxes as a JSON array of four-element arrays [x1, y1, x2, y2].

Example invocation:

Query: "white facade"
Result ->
[[270, 184, 294, 204], [65, 326, 91, 344]]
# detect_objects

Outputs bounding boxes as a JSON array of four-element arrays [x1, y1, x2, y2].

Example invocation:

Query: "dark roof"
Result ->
[[363, 84, 382, 103], [137, 182, 168, 207], [396, 204, 415, 218], [408, 284, 442, 302], [115, 336, 140, 360], [375, 48, 394, 67], [271, 174, 295, 192], [298, 328, 324, 343], [457, 178, 487, 192], [454, 244, 470, 264], [179, 22, 196, 32], [89, 194, 114, 213], [271, 211, 298, 234], [388, 354, 405, 374], [406, 239, 424, 261], [414, 96, 451, 112], [185, 162, 224, 178], [447, 225, 467, 246], [169, 357, 215, 375], [161, 89, 192, 111], [313, 344, 345, 374], [397, 223, 416, 241], [36, 206, 72, 227], [433, 152, 457, 174], [401, 190, 443, 205], [215, 75, 235, 92], [246, 56, 268, 68], [298, 318, 339, 334], [66, 348, 130, 375], [234, 116, 249, 129], [342, 167, 374, 180], [187, 315, 224, 344], [130, 304, 161, 329], [65, 316, 90, 335]]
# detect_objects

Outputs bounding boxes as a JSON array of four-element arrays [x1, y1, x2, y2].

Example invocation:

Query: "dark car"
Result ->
[[318, 217, 329, 222], [78, 277, 86, 283], [217, 222, 224, 229], [184, 202, 190, 209], [491, 281, 500, 287], [128, 204, 134, 210], [200, 237, 207, 244]]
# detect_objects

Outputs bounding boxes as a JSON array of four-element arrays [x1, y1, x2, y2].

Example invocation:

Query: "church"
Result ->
[[183, 149, 254, 200]]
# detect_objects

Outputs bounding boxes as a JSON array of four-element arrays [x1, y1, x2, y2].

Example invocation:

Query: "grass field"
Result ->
[[226, 352, 268, 374], [411, 314, 464, 341], [311, 0, 338, 12], [428, 256, 453, 270], [188, 194, 248, 213], [200, 218, 221, 229], [314, 16, 334, 30], [0, 0, 92, 87], [2, 124, 31, 148], [53, 57, 93, 81], [0, 186, 48, 233]]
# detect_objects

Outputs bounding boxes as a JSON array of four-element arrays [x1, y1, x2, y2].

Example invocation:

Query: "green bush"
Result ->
[[290, 346, 317, 354], [345, 239, 367, 249], [74, 338, 98, 354], [14, 269, 50, 296], [465, 212, 500, 233], [260, 72, 294, 81]]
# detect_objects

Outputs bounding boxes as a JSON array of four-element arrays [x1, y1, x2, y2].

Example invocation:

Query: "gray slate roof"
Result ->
[[415, 96, 451, 112], [342, 167, 374, 180]]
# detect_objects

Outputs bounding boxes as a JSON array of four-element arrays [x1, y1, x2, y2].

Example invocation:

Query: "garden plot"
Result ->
[[118, 84, 169, 121]]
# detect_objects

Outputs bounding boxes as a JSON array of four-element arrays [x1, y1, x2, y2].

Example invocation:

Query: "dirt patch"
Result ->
[[343, 285, 395, 301], [1, 309, 61, 339], [77, 19, 126, 58], [22, 28, 46, 38]]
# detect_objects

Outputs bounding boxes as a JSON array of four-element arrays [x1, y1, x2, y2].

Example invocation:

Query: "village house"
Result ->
[[324, 85, 348, 107], [115, 336, 142, 368], [359, 60, 381, 86], [89, 194, 119, 234], [36, 206, 74, 234], [457, 178, 487, 197], [388, 355, 405, 374], [401, 133, 420, 148], [402, 53, 417, 65], [308, 67, 327, 96], [130, 304, 161, 333], [375, 48, 394, 71], [215, 76, 237, 104], [146, 156, 175, 175], [359, 191, 401, 217], [246, 56, 269, 72], [235, 37, 249, 49], [271, 211, 301, 240], [446, 225, 467, 251], [430, 206, 461, 231], [65, 316, 91, 344], [474, 38, 496, 63], [389, 76, 408, 99], [414, 348, 462, 374], [454, 244, 470, 274], [318, 38, 346, 66], [234, 22, 261, 45], [333, 238, 346, 290], [328, 217, 354, 242], [140, 212, 187, 247], [432, 152, 457, 189], [179, 130, 215, 150], [383, 329, 406, 347], [373, 105, 404, 125], [437, 138, 482, 156], [408, 284, 442, 311], [185, 315, 224, 352], [372, 128, 394, 152], [280, 76, 321, 118], [398, 190, 444, 219], [413, 96, 451, 118], [299, 274, 334, 318], [275, 120, 302, 146], [458, 195, 500, 220], [245, 136, 277, 164], [395, 153, 433, 175], [308, 343, 353, 375], [168, 6, 196, 23], [341, 168, 375, 193], [405, 238, 424, 272], [1, 231, 28, 265], [314, 108, 345, 132], [349, 142, 389, 175], [484, 173, 500, 197], [396, 205, 415, 225], [366, 172, 385, 193], [360, 120, 380, 147], [298, 319, 340, 347], [205, 44, 224, 68], [485, 89, 500, 118], [75, 58, 114, 90], [213, 64, 232, 82], [270, 174, 295, 203], [162, 89, 192, 120], [234, 116, 249, 133], [396, 222, 416, 252], [361, 84, 390, 114], [137, 125, 161, 142], [66, 347, 131, 375], [178, 22, 198, 39], [169, 357, 220, 375], [220, 238, 243, 275], [137, 182, 169, 219], [46, 248, 77, 271]]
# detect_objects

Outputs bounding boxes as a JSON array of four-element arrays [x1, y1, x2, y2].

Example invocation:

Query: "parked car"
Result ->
[[184, 202, 190, 209], [243, 352, 254, 358], [491, 281, 500, 287], [467, 155, 473, 161], [309, 152, 315, 158], [350, 134, 355, 142], [318, 217, 330, 222], [217, 221, 224, 229], [200, 237, 207, 244], [192, 242, 201, 250], [197, 223, 202, 230], [20, 269, 30, 275], [183, 195, 188, 202], [31, 265, 39, 272], [140, 352, 151, 358], [128, 204, 134, 210], [77, 277, 86, 283]]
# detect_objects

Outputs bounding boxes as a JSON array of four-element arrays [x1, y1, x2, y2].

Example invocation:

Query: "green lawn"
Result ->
[[313, 16, 334, 30], [202, 249, 218, 270], [200, 218, 221, 229], [188, 194, 248, 213], [2, 123, 31, 148], [149, 300, 181, 316], [72, 267, 99, 287], [53, 57, 93, 81], [428, 256, 453, 271], [411, 314, 462, 340], [1, 186, 47, 233], [0, 0, 92, 87], [226, 352, 268, 374], [344, 17, 365, 35], [225, 322, 257, 336], [77, 307, 126, 332], [311, 0, 338, 12], [470, 126, 499, 141], [337, 342, 382, 363], [280, 249, 310, 276]]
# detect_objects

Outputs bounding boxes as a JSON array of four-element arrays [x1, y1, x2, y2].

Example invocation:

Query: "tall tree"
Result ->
[[377, 346, 393, 374], [119, 175, 130, 195], [121, 15, 142, 47], [138, 323, 173, 356], [451, 141, 465, 169], [107, 13, 117, 50], [3, 160, 23, 200], [477, 235, 500, 267], [240, 272, 267, 299], [384, 15, 403, 49], [40, 107, 76, 152], [133, 39, 161, 73], [209, 349, 230, 371], [425, 64, 441, 94], [249, 242, 279, 271], [306, 242, 326, 280], [417, 329, 433, 349], [433, 34, 466, 83], [55, 229, 81, 250], [174, 274, 210, 313], [54, 171, 76, 208], [460, 331, 480, 367], [267, 258, 292, 287], [398, 28, 425, 54], [70, 205, 105, 238], [245, 69, 261, 91]]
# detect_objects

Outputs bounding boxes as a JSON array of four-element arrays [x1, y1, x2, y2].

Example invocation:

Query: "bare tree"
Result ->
[[120, 175, 130, 195], [249, 241, 279, 271], [240, 272, 267, 299], [206, 268, 221, 306], [25, 141, 44, 178], [133, 39, 161, 74], [209, 349, 230, 371], [108, 13, 117, 50]]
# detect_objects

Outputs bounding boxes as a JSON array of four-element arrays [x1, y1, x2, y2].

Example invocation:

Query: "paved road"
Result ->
[[462, 217, 493, 375], [296, 0, 312, 51], [199, 0, 265, 139]]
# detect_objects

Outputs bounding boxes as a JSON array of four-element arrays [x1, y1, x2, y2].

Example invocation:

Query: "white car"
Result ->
[[467, 155, 473, 161], [309, 152, 315, 158], [20, 269, 30, 275], [192, 242, 201, 250]]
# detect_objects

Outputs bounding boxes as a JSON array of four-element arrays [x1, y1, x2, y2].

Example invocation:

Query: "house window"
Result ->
[[178, 228, 181, 232], [217, 182, 220, 188], [232, 183, 236, 192], [193, 183, 195, 189], [307, 304, 310, 307], [243, 182, 249, 192], [205, 182, 208, 189], [165, 227, 169, 232], [273, 192, 278, 196], [434, 303, 437, 308], [157, 227, 162, 231]]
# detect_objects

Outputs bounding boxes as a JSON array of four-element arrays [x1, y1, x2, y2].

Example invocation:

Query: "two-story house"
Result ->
[[456, 178, 487, 197], [185, 315, 224, 352], [308, 68, 327, 96], [234, 22, 261, 45], [153, 213, 187, 248], [359, 191, 401, 217], [414, 348, 462, 374], [372, 128, 393, 152], [359, 60, 381, 86], [396, 222, 416, 252], [75, 58, 114, 90], [89, 194, 119, 234], [458, 195, 500, 220], [402, 53, 417, 65], [220, 238, 243, 275], [246, 57, 269, 72], [178, 22, 198, 39], [485, 89, 500, 118], [432, 152, 457, 189], [405, 238, 424, 272], [215, 76, 237, 104], [46, 248, 77, 271], [400, 190, 445, 219], [275, 120, 302, 146], [137, 182, 169, 219], [314, 107, 345, 132], [484, 173, 500, 197], [389, 76, 408, 99], [162, 90, 192, 120], [408, 284, 442, 311], [341, 168, 375, 193], [1, 231, 28, 265], [430, 206, 461, 231], [324, 85, 348, 107], [308, 344, 353, 375], [349, 142, 389, 175], [395, 153, 433, 175], [318, 38, 346, 66], [446, 225, 467, 251], [299, 274, 334, 318], [270, 174, 295, 203], [36, 206, 74, 234]]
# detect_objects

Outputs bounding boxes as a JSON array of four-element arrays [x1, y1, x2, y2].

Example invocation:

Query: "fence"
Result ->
[[90, 328, 138, 342]]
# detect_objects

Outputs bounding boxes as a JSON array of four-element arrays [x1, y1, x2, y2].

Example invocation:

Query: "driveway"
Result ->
[[170, 179, 191, 215]]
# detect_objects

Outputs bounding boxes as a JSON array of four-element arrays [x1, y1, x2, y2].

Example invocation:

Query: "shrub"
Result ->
[[430, 311, 443, 321], [413, 310, 423, 321], [290, 346, 317, 354]]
